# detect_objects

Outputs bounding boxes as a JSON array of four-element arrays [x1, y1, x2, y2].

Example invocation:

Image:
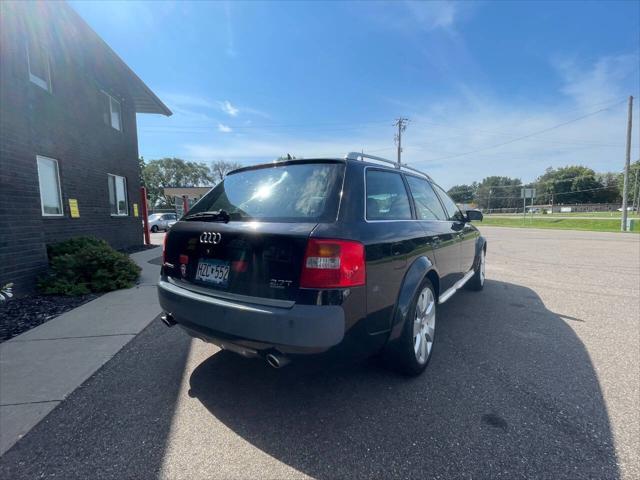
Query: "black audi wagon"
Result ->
[[158, 153, 486, 375]]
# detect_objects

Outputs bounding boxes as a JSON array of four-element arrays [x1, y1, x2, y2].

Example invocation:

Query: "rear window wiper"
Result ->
[[183, 209, 231, 223]]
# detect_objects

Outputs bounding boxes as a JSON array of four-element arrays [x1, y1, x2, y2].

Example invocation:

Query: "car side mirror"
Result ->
[[465, 209, 483, 222]]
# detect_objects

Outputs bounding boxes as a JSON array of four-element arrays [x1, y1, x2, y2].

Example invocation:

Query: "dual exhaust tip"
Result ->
[[161, 313, 177, 328], [265, 352, 290, 369], [161, 312, 290, 369]]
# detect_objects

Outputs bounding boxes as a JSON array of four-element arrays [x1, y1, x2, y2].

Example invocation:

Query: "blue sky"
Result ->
[[70, 1, 639, 188]]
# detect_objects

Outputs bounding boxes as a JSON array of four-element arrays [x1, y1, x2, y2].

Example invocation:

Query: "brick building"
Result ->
[[0, 1, 171, 293]]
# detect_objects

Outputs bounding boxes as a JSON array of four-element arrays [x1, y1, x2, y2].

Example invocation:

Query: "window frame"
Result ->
[[36, 155, 64, 217], [26, 39, 52, 92], [108, 174, 129, 217], [364, 167, 414, 222], [405, 174, 448, 221], [432, 182, 466, 222], [101, 90, 122, 131]]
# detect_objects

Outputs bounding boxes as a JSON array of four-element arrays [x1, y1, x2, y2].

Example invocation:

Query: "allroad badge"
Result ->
[[200, 232, 222, 244]]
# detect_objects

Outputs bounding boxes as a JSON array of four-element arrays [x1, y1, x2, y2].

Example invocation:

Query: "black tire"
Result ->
[[387, 278, 437, 376], [466, 247, 486, 291], [151, 225, 159, 233]]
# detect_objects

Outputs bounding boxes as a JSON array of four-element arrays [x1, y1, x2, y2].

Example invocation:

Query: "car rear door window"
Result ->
[[187, 161, 344, 222], [406, 176, 447, 221], [366, 169, 412, 220], [433, 184, 465, 221]]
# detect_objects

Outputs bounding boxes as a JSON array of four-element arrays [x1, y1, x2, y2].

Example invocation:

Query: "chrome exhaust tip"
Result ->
[[161, 313, 177, 328], [266, 353, 290, 369]]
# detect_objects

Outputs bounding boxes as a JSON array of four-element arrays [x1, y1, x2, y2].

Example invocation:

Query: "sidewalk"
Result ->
[[0, 246, 163, 455]]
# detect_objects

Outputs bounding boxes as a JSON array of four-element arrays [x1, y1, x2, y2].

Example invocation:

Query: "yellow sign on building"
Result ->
[[69, 199, 80, 218], [133, 203, 139, 217]]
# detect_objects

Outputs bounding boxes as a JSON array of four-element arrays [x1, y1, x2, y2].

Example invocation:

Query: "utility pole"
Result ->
[[621, 96, 633, 232], [394, 118, 408, 167], [632, 161, 639, 214], [487, 189, 492, 214]]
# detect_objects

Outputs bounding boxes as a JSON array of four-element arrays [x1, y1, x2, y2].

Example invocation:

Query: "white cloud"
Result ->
[[225, 1, 237, 57], [220, 100, 240, 117], [555, 54, 638, 108], [161, 93, 217, 110], [151, 55, 639, 189], [217, 123, 233, 133], [159, 92, 265, 119], [404, 1, 458, 31], [363, 0, 472, 34]]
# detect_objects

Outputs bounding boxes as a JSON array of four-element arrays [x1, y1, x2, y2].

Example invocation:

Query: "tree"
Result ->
[[447, 184, 475, 203], [475, 176, 522, 210], [141, 158, 212, 207], [210, 160, 243, 184], [595, 172, 621, 204], [617, 160, 640, 208], [276, 154, 298, 161], [536, 166, 606, 204]]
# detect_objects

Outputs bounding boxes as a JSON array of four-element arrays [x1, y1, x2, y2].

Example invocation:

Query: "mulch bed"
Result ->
[[0, 293, 98, 343], [0, 247, 158, 343]]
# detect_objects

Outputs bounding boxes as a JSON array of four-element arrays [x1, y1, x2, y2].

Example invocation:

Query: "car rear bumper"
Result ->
[[157, 279, 346, 350]]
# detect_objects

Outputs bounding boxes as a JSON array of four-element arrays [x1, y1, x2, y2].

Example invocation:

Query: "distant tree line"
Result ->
[[140, 157, 242, 207], [447, 162, 640, 210]]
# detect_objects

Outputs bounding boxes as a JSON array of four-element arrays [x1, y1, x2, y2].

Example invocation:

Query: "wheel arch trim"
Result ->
[[388, 255, 437, 343]]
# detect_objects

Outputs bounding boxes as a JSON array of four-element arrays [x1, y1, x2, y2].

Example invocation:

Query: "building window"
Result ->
[[36, 156, 63, 216], [27, 39, 52, 92], [101, 91, 122, 131], [108, 174, 128, 216]]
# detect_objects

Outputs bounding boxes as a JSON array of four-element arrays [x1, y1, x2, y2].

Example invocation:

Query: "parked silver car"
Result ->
[[147, 213, 177, 232]]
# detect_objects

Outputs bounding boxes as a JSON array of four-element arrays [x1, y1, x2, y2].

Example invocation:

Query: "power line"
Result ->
[[444, 170, 625, 193], [140, 98, 629, 150], [485, 185, 617, 200], [418, 99, 628, 162]]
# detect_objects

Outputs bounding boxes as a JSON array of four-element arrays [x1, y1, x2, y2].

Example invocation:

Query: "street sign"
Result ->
[[521, 188, 536, 199]]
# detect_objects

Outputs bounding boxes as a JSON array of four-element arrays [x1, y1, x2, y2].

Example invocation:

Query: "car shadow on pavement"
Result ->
[[0, 319, 193, 480], [188, 279, 620, 479]]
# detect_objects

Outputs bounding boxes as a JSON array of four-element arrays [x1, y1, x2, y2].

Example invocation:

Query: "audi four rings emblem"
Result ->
[[200, 232, 222, 244]]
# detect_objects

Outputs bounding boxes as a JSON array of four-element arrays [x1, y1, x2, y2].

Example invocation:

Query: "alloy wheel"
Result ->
[[413, 286, 436, 364]]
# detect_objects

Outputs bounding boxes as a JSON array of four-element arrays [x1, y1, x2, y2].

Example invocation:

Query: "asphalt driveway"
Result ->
[[1, 227, 638, 479]]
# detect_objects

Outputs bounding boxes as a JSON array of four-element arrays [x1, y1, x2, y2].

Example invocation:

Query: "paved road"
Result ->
[[149, 231, 166, 246], [1, 227, 638, 479]]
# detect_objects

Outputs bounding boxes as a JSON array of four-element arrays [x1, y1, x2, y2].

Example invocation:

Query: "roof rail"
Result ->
[[345, 152, 398, 168], [344, 152, 433, 181]]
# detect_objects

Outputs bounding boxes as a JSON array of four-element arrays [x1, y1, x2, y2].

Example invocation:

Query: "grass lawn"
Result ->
[[487, 211, 639, 219], [475, 216, 640, 233]]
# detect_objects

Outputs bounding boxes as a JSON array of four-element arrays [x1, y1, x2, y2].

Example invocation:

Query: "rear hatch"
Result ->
[[163, 160, 345, 302]]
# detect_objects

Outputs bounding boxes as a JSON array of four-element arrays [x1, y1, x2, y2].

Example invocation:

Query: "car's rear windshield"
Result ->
[[186, 161, 345, 222]]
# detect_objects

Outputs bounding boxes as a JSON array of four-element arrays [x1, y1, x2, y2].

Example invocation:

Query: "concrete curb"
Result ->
[[0, 246, 163, 455]]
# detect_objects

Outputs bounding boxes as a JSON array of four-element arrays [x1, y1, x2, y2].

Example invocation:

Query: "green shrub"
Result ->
[[39, 237, 141, 295], [46, 236, 108, 259]]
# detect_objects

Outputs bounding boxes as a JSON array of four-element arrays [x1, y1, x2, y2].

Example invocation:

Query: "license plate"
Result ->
[[195, 259, 230, 287]]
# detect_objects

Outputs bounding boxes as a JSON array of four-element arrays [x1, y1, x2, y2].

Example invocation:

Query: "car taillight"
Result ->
[[300, 239, 365, 288]]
